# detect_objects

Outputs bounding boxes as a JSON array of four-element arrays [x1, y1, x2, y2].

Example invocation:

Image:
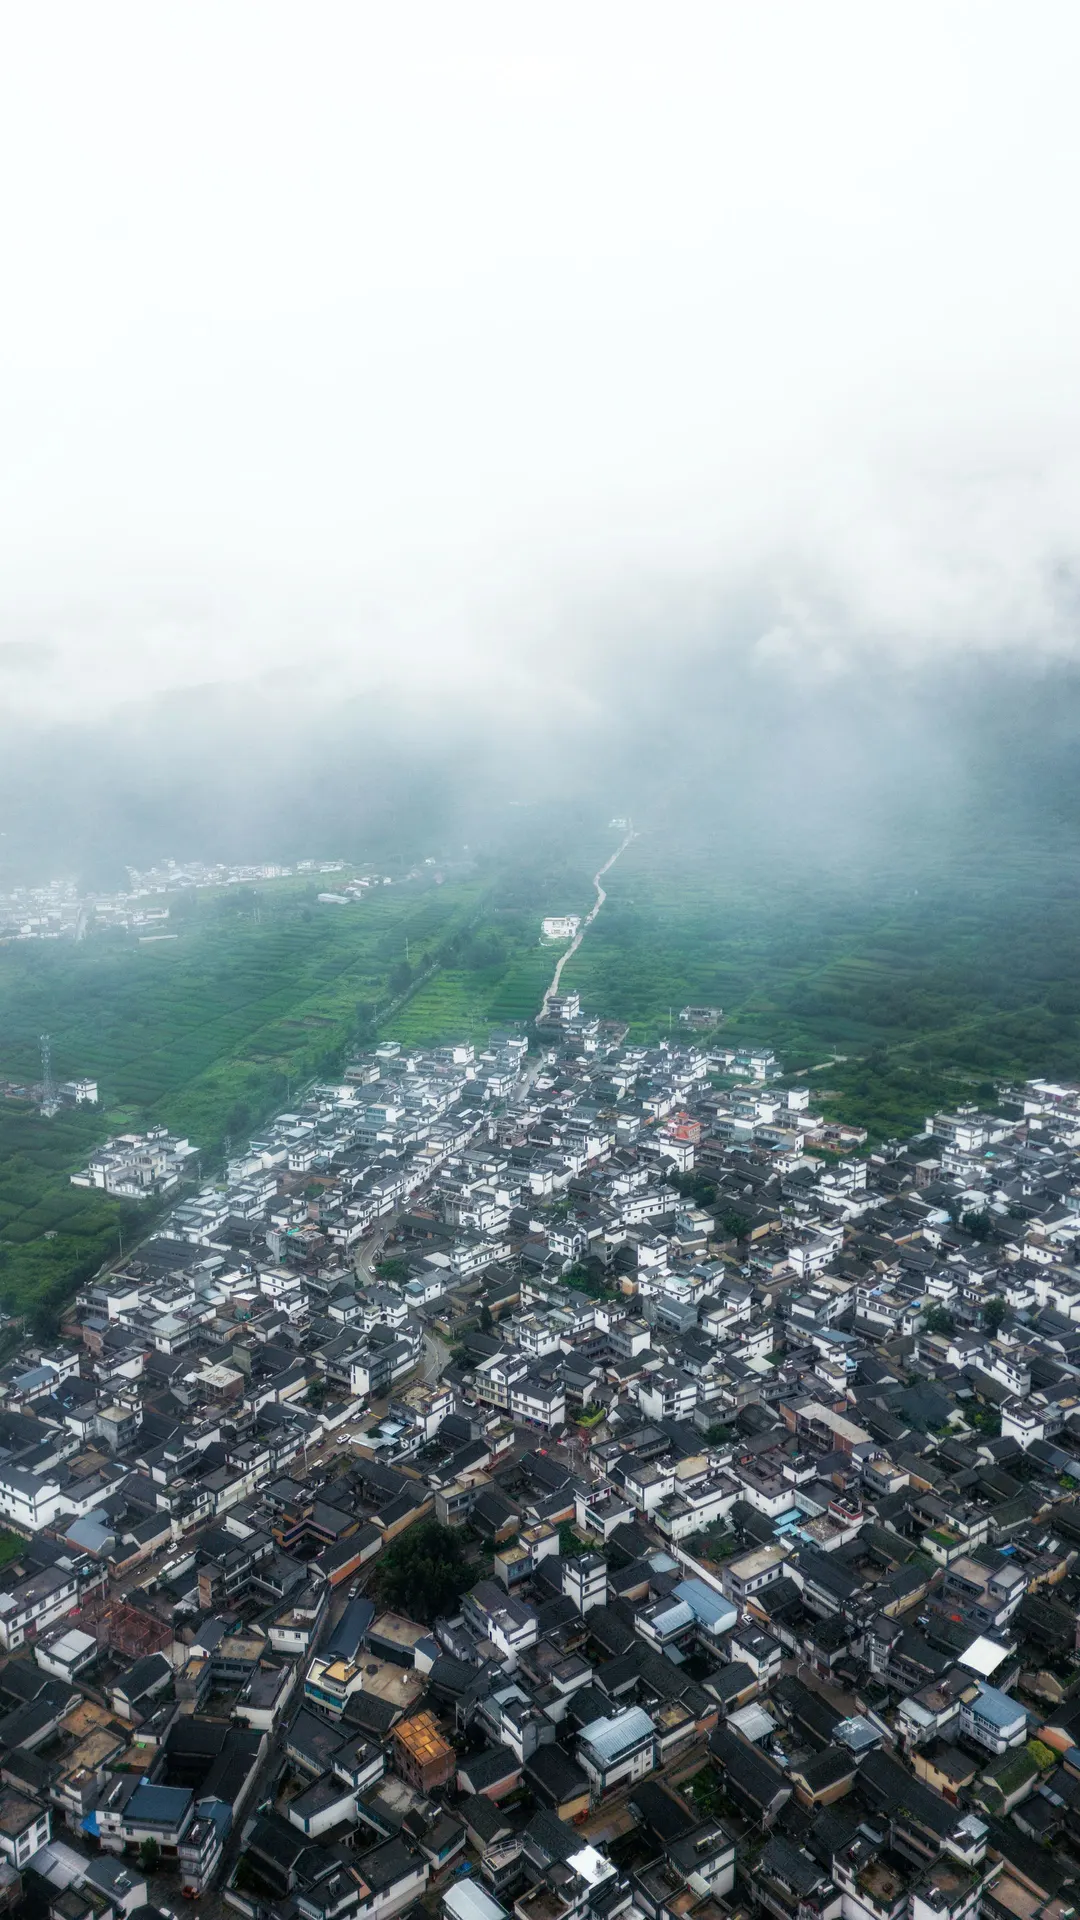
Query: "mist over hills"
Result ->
[[3, 644, 1080, 899], [0, 10, 1078, 910]]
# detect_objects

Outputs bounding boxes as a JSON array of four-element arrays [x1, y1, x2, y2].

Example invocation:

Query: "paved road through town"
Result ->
[[354, 1218, 394, 1283]]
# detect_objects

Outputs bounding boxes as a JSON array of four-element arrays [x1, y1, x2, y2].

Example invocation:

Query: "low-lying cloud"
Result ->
[[1, 3, 1079, 870]]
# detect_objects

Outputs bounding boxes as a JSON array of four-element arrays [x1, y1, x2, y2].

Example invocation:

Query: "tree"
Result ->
[[924, 1304, 955, 1336], [982, 1294, 1007, 1336], [30, 1302, 58, 1342], [376, 1520, 471, 1624], [139, 1839, 160, 1874], [479, 1304, 494, 1332], [721, 1211, 750, 1242], [563, 1261, 619, 1302], [962, 1208, 993, 1240], [688, 1767, 725, 1818], [671, 1170, 718, 1208]]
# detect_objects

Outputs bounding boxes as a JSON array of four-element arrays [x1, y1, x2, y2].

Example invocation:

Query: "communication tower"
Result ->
[[40, 1032, 59, 1117]]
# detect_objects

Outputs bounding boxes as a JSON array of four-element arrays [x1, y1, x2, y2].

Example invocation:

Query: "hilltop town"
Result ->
[[0, 1002, 1079, 1920]]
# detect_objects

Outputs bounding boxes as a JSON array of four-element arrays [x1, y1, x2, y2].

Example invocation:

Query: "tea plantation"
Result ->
[[0, 874, 491, 1317]]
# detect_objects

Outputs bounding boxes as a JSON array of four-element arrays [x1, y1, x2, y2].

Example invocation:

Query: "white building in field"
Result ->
[[541, 916, 581, 942], [60, 1079, 99, 1105]]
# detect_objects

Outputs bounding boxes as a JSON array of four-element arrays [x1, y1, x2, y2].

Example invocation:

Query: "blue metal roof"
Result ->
[[578, 1705, 655, 1762], [124, 1784, 193, 1826], [651, 1600, 694, 1634], [196, 1796, 234, 1839], [646, 1550, 679, 1574], [673, 1577, 737, 1632], [969, 1684, 1026, 1729]]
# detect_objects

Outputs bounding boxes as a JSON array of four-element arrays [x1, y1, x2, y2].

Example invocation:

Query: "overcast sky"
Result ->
[[1, 3, 1079, 728]]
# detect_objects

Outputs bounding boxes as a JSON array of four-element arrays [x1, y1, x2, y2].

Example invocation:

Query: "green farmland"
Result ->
[[6, 808, 1080, 1318], [382, 825, 619, 1046], [383, 943, 558, 1045], [0, 874, 492, 1316], [0, 824, 619, 1318], [558, 826, 1080, 1134], [379, 818, 1080, 1136]]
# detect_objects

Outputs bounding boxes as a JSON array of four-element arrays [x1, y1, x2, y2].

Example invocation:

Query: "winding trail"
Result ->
[[540, 829, 636, 1016]]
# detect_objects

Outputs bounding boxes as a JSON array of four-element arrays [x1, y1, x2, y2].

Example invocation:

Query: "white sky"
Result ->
[[1, 2, 1079, 721]]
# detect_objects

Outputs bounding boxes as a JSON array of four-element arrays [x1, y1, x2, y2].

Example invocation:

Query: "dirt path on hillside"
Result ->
[[539, 830, 636, 1017]]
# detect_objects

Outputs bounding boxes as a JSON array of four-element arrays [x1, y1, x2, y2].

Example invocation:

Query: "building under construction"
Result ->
[[70, 1593, 172, 1662]]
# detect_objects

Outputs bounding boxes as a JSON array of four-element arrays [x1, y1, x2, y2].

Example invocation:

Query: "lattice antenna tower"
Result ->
[[40, 1032, 59, 1117]]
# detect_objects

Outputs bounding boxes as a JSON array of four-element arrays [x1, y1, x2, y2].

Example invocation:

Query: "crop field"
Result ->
[[7, 807, 1080, 1315], [0, 874, 491, 1315], [556, 834, 877, 1041], [0, 878, 491, 1126], [384, 827, 619, 1046], [384, 944, 558, 1045], [0, 826, 619, 1316], [560, 825, 1080, 1134], [0, 1101, 151, 1322]]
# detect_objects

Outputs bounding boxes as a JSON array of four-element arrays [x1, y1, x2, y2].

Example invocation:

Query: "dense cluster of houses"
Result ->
[[3, 1026, 1080, 1920]]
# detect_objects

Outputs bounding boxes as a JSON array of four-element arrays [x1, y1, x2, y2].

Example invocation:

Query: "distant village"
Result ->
[[1, 996, 1080, 1920], [0, 857, 404, 943]]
